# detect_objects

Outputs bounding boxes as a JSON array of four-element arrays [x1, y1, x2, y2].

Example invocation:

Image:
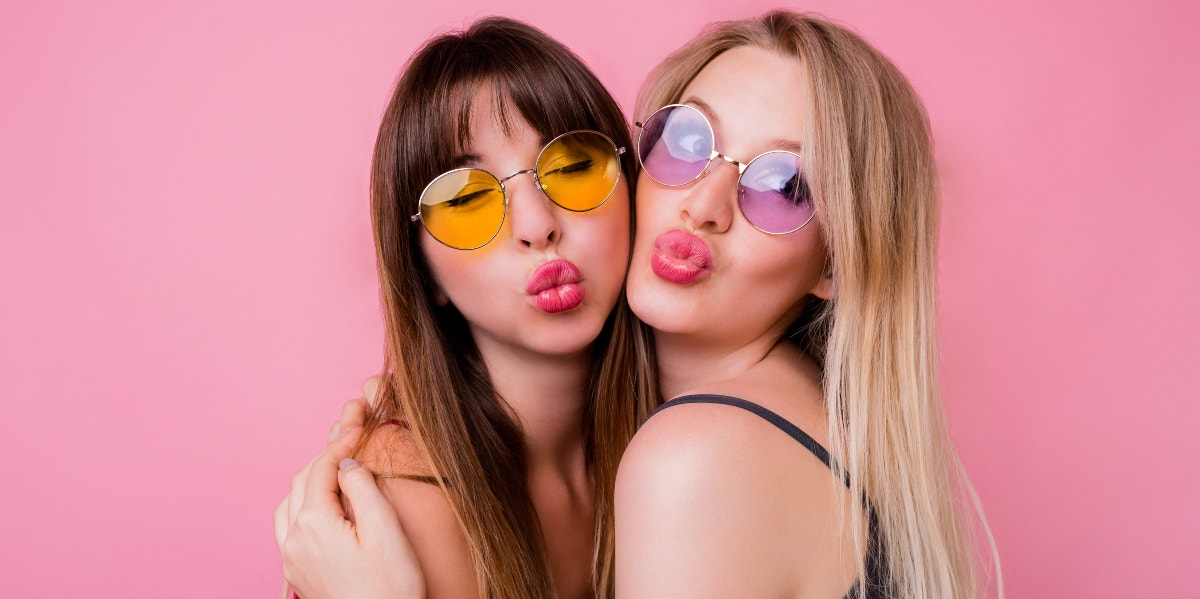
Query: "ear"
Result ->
[[812, 262, 837, 301], [426, 272, 450, 306], [432, 285, 450, 307]]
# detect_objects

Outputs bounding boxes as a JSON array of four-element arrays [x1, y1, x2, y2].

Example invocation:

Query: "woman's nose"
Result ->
[[506, 173, 560, 250], [678, 160, 736, 233]]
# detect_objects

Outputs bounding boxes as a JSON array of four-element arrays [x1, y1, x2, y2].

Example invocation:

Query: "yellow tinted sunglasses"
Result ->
[[410, 130, 625, 250]]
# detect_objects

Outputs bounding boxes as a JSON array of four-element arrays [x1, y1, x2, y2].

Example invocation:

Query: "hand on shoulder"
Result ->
[[274, 424, 424, 599], [356, 422, 478, 599]]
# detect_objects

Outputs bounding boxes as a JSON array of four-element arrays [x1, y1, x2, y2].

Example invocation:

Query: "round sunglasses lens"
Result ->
[[738, 152, 814, 234], [536, 131, 621, 211], [638, 105, 713, 185], [419, 169, 506, 249]]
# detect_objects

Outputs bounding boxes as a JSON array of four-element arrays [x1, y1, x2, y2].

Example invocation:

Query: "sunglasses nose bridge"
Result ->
[[699, 152, 747, 187], [496, 168, 543, 210], [498, 169, 546, 209], [713, 152, 748, 175], [498, 168, 538, 187]]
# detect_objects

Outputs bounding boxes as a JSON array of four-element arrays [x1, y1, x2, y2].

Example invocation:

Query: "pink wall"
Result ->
[[2, 1, 1196, 596]]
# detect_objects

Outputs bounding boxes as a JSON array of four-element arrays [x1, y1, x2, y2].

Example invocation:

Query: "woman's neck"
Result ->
[[653, 329, 785, 400], [474, 336, 596, 599], [473, 335, 591, 479]]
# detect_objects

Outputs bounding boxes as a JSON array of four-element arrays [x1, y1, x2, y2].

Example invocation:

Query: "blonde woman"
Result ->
[[279, 11, 1000, 598], [614, 11, 1001, 597]]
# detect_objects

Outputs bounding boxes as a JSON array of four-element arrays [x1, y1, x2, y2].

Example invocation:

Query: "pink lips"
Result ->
[[651, 229, 712, 285], [526, 259, 585, 313]]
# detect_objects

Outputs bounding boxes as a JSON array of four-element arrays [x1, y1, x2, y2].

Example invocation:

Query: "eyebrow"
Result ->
[[448, 131, 554, 171], [768, 138, 806, 156], [681, 96, 720, 128], [450, 153, 482, 169], [681, 95, 806, 157]]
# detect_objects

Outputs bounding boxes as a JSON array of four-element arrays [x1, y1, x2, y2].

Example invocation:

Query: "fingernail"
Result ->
[[339, 458, 360, 471]]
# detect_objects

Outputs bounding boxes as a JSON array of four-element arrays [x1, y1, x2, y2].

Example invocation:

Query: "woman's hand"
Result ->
[[273, 378, 427, 599], [325, 376, 378, 443]]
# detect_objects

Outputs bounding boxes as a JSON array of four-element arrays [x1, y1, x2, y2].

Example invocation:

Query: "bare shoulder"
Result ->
[[617, 395, 827, 489], [615, 399, 857, 598], [617, 398, 775, 487], [356, 424, 478, 599]]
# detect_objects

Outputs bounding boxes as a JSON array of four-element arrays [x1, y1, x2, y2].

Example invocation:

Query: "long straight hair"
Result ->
[[358, 18, 656, 599], [635, 12, 1001, 597]]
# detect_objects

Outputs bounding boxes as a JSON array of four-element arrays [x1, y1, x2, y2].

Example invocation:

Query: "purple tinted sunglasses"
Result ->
[[636, 104, 815, 235]]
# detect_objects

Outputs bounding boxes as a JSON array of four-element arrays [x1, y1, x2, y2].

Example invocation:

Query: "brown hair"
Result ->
[[358, 17, 656, 599], [636, 11, 1002, 597]]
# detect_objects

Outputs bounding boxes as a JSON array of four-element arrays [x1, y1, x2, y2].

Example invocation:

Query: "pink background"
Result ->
[[2, 0, 1197, 596]]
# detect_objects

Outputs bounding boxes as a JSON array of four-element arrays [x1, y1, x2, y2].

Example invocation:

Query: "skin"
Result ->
[[278, 46, 866, 599], [276, 87, 631, 599]]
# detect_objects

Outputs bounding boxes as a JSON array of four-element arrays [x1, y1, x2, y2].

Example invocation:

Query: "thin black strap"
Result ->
[[645, 394, 851, 488]]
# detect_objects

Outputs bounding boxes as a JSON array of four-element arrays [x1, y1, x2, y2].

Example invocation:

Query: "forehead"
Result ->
[[451, 86, 541, 169], [464, 86, 509, 140], [455, 82, 546, 153], [680, 45, 809, 155]]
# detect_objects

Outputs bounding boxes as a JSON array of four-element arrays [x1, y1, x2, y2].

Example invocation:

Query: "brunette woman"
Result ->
[[275, 17, 654, 599]]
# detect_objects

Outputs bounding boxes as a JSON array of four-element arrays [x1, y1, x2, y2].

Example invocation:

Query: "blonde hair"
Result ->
[[636, 12, 1002, 597]]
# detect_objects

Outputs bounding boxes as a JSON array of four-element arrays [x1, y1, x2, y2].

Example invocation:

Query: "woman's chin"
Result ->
[[626, 285, 701, 338]]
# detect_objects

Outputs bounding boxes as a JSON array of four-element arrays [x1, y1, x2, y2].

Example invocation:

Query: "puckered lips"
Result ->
[[526, 259, 585, 313], [651, 229, 712, 286]]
